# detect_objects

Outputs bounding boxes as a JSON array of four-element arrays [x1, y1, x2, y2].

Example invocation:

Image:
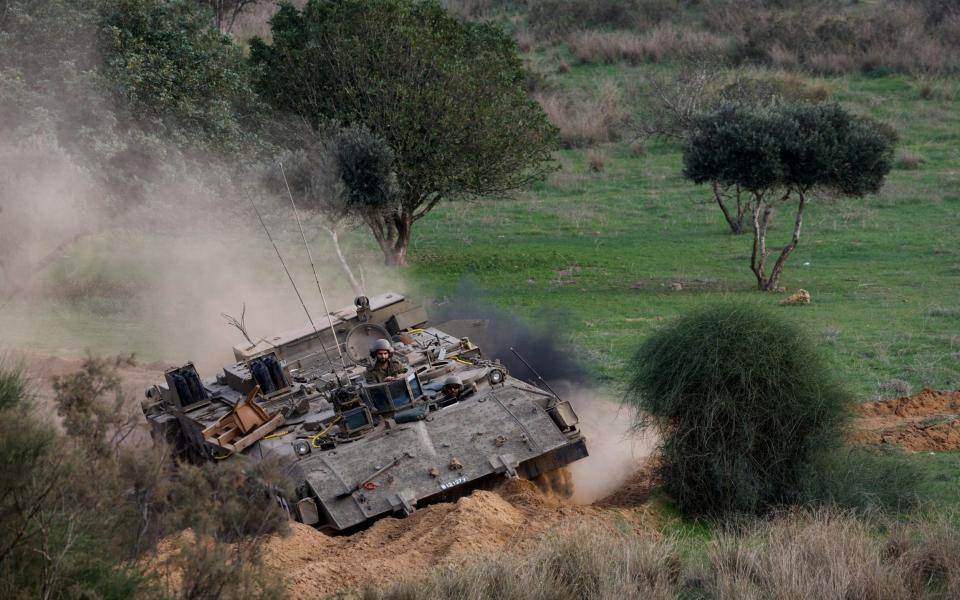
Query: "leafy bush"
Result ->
[[626, 305, 851, 516], [0, 359, 292, 599], [101, 0, 266, 154]]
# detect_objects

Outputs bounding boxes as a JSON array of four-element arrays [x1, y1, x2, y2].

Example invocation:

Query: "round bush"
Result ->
[[627, 305, 851, 516]]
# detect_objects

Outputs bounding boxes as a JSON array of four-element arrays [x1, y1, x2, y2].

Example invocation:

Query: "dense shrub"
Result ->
[[0, 360, 291, 599], [626, 305, 851, 515], [528, 0, 679, 37]]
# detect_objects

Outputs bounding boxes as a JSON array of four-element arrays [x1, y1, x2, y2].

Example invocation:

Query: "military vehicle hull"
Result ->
[[142, 293, 588, 531]]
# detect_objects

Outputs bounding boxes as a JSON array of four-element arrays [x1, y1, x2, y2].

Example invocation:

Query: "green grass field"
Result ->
[[409, 70, 960, 398]]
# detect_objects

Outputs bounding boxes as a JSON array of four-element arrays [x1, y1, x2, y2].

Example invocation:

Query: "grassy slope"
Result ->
[[410, 68, 960, 400]]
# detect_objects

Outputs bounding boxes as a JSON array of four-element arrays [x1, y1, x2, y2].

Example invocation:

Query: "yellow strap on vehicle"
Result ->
[[309, 415, 342, 448]]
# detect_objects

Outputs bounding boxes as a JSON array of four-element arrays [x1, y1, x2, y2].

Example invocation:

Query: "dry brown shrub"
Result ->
[[942, 13, 960, 44], [768, 43, 799, 70], [514, 28, 535, 53], [534, 80, 631, 148], [587, 148, 606, 173], [888, 515, 960, 598], [707, 510, 909, 599], [808, 51, 857, 75], [441, 0, 503, 19], [566, 30, 646, 65]]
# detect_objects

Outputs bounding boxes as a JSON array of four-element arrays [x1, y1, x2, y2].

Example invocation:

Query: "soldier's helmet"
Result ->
[[369, 338, 393, 358], [443, 375, 463, 391]]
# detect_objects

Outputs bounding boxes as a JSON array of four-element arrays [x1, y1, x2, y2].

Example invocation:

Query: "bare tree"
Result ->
[[196, 0, 265, 33]]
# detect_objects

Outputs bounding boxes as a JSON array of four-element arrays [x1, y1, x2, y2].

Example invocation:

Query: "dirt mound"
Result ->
[[854, 389, 960, 451], [265, 480, 615, 598], [878, 418, 960, 452], [858, 389, 960, 418]]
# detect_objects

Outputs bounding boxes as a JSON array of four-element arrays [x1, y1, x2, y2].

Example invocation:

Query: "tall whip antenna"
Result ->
[[247, 194, 318, 334], [279, 162, 347, 369]]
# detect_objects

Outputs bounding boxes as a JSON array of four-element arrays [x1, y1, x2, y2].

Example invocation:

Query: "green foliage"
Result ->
[[101, 0, 265, 155], [251, 0, 557, 264], [799, 446, 923, 513], [684, 103, 894, 197], [626, 305, 852, 516], [171, 458, 291, 543], [0, 364, 148, 600], [333, 124, 398, 211], [0, 359, 291, 599]]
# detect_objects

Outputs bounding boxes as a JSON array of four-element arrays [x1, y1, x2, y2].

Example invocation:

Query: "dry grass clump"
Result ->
[[586, 148, 606, 172], [566, 27, 728, 66], [708, 510, 908, 599], [367, 511, 960, 600], [566, 30, 648, 65], [725, 1, 960, 76], [528, 0, 680, 38], [366, 526, 680, 600], [887, 514, 960, 598], [894, 150, 926, 170], [534, 80, 631, 147], [526, 0, 959, 75]]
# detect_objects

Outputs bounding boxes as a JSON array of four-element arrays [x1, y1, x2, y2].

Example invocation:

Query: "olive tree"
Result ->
[[250, 0, 558, 266], [683, 104, 894, 291]]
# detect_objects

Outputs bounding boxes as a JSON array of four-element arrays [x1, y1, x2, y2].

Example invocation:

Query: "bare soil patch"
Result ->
[[854, 389, 960, 452], [263, 478, 656, 598]]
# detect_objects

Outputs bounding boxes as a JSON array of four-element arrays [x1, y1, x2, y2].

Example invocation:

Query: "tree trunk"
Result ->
[[324, 226, 364, 296], [385, 213, 412, 267], [750, 200, 773, 289], [750, 191, 802, 291], [713, 182, 743, 234], [765, 191, 807, 291]]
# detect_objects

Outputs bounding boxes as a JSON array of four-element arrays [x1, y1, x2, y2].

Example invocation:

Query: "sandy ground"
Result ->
[[261, 476, 658, 599]]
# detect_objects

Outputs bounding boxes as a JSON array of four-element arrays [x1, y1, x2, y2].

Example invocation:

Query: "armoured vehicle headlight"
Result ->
[[293, 440, 312, 456], [488, 369, 504, 385]]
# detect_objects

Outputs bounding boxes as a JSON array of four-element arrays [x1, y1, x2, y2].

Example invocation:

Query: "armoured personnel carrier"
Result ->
[[142, 292, 588, 531]]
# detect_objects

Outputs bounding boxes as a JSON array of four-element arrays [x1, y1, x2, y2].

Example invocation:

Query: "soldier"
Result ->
[[365, 338, 406, 383], [437, 375, 476, 407], [441, 375, 464, 401]]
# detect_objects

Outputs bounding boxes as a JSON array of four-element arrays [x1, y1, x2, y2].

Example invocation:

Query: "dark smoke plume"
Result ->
[[426, 280, 589, 387]]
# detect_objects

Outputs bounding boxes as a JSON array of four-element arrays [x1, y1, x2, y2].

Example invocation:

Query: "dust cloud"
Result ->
[[559, 383, 657, 504], [0, 135, 405, 372]]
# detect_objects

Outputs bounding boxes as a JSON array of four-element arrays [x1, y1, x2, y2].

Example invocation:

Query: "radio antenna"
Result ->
[[279, 162, 347, 369], [510, 346, 562, 405], [247, 194, 318, 335]]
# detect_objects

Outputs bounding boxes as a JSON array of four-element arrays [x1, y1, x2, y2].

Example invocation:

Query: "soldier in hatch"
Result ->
[[441, 375, 464, 401], [437, 375, 476, 406], [365, 338, 406, 383]]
